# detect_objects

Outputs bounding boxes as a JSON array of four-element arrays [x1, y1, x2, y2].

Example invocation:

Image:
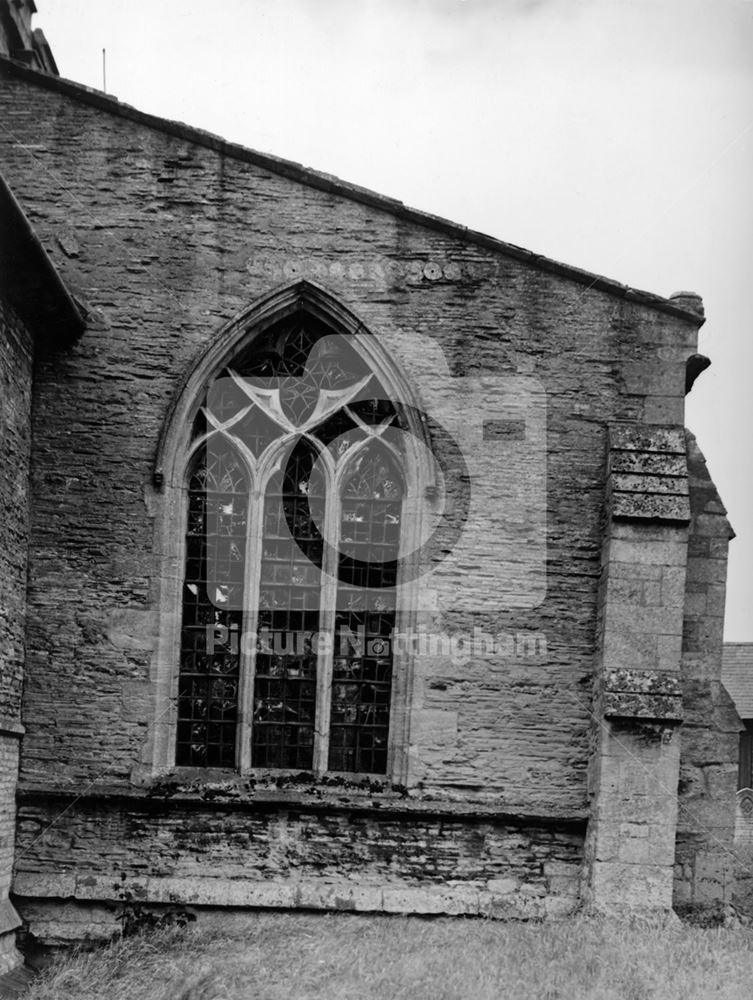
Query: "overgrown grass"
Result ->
[[25, 912, 753, 1000]]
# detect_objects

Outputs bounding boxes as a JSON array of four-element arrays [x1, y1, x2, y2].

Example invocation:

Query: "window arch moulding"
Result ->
[[146, 281, 432, 787]]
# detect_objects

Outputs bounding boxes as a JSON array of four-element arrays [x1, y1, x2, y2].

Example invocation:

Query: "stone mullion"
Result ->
[[237, 484, 264, 773], [152, 481, 189, 775], [386, 488, 421, 785], [313, 459, 338, 776]]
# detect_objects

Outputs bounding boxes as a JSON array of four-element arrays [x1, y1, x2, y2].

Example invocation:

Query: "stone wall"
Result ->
[[0, 298, 32, 724], [13, 789, 584, 944], [0, 58, 730, 938], [583, 427, 689, 912], [733, 790, 753, 916], [673, 434, 739, 915], [0, 296, 33, 970]]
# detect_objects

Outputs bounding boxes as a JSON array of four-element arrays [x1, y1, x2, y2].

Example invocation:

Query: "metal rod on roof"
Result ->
[[102, 48, 106, 93]]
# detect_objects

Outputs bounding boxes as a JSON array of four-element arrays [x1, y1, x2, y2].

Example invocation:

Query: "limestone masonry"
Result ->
[[0, 3, 744, 963]]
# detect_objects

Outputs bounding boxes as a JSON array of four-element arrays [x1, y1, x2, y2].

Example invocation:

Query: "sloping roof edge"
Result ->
[[722, 643, 753, 719], [0, 54, 705, 327], [685, 429, 735, 541], [0, 170, 86, 345]]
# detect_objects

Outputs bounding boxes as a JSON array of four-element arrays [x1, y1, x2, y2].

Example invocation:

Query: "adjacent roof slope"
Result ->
[[0, 54, 705, 326], [0, 172, 85, 344], [723, 644, 753, 718]]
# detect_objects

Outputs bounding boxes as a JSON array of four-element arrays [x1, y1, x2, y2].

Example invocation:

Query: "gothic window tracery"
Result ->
[[175, 310, 409, 775]]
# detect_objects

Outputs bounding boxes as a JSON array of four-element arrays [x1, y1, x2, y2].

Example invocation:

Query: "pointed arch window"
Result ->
[[174, 309, 411, 776]]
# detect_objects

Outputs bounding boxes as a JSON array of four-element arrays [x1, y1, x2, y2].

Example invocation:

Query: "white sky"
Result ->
[[34, 0, 752, 638]]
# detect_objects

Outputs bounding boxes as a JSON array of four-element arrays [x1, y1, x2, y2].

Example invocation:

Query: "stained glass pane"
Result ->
[[176, 447, 247, 768], [329, 446, 404, 774], [233, 314, 367, 429], [178, 312, 409, 777], [251, 438, 325, 769]]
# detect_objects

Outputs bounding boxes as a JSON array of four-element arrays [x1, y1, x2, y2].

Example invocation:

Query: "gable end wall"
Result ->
[[0, 69, 734, 941]]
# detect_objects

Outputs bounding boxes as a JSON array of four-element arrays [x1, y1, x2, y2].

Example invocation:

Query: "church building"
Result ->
[[0, 1, 742, 965]]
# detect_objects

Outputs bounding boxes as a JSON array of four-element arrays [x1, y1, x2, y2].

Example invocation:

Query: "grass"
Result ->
[[24, 912, 753, 1000]]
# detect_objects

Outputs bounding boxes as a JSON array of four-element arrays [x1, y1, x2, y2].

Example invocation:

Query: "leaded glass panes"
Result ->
[[252, 439, 324, 769], [176, 310, 409, 775], [176, 448, 247, 767], [233, 315, 368, 428], [329, 447, 404, 774]]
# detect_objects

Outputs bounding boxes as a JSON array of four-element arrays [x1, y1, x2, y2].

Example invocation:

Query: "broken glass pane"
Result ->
[[329, 445, 404, 774], [251, 438, 324, 769], [176, 448, 247, 768]]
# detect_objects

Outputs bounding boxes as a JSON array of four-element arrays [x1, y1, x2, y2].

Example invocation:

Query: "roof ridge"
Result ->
[[0, 54, 705, 325]]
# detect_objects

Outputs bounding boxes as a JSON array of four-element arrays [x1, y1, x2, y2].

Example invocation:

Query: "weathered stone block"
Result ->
[[609, 426, 686, 455], [602, 670, 683, 722], [588, 860, 674, 910]]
